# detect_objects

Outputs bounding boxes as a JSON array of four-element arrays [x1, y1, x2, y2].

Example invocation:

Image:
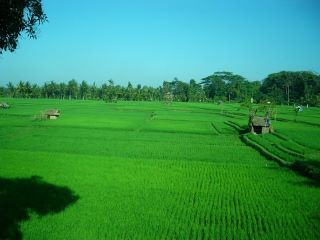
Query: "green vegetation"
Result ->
[[0, 98, 320, 239], [1, 70, 319, 106], [0, 0, 47, 54]]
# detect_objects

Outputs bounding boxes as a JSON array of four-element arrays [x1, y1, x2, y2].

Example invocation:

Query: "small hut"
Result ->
[[44, 109, 60, 120], [0, 102, 10, 109], [249, 116, 273, 134]]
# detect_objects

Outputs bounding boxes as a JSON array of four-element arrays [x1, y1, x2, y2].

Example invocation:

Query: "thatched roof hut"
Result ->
[[249, 116, 273, 134], [44, 109, 60, 119], [0, 102, 10, 109], [251, 116, 269, 127]]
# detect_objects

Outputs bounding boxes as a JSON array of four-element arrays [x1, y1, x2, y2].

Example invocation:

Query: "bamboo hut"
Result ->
[[44, 109, 60, 120], [0, 102, 10, 109], [249, 116, 273, 134]]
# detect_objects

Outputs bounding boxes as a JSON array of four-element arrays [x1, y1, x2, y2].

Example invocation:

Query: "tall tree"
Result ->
[[47, 81, 58, 98], [188, 79, 205, 102], [124, 82, 133, 101], [90, 82, 97, 100], [59, 82, 67, 99], [67, 79, 78, 99], [103, 79, 116, 102], [261, 71, 320, 105], [16, 81, 25, 97], [6, 82, 15, 97], [0, 86, 5, 97], [161, 81, 173, 101], [31, 83, 41, 98], [172, 78, 189, 102], [79, 80, 89, 100], [24, 81, 32, 98], [202, 71, 246, 101]]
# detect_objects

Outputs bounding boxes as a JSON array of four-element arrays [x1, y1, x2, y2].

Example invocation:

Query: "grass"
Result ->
[[0, 98, 320, 239]]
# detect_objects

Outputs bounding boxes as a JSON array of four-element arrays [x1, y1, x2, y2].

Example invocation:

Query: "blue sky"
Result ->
[[1, 0, 320, 86]]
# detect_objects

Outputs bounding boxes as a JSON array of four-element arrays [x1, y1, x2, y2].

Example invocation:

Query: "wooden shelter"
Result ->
[[249, 116, 273, 134], [0, 102, 10, 109], [44, 109, 60, 120]]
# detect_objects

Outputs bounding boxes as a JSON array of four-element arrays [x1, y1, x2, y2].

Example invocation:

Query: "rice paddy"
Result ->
[[0, 98, 319, 239]]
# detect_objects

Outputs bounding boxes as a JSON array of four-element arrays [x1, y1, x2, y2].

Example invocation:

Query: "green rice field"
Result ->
[[0, 98, 320, 239]]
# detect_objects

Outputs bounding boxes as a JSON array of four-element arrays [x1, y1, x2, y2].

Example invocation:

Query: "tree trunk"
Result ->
[[287, 86, 290, 106]]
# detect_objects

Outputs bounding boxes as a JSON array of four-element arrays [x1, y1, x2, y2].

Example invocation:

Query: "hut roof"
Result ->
[[45, 109, 60, 116], [251, 116, 269, 127], [0, 102, 10, 108]]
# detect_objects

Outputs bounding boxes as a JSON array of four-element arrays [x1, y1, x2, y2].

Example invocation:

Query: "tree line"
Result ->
[[1, 71, 319, 106]]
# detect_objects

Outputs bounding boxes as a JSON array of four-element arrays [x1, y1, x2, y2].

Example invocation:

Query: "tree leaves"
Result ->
[[0, 0, 47, 53]]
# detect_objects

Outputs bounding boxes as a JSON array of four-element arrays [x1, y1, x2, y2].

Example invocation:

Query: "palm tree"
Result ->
[[59, 83, 67, 99], [67, 79, 78, 99], [6, 82, 15, 97], [80, 80, 89, 100], [16, 81, 25, 98], [25, 81, 32, 98], [31, 84, 41, 98], [90, 82, 97, 100]]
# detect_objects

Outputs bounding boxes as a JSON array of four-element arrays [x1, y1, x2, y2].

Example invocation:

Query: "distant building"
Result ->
[[44, 109, 60, 120]]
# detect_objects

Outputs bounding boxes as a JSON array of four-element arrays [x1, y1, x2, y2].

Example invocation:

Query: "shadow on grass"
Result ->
[[313, 214, 320, 223], [0, 176, 79, 240], [291, 160, 320, 182], [288, 179, 320, 188], [304, 161, 320, 168], [264, 164, 280, 170]]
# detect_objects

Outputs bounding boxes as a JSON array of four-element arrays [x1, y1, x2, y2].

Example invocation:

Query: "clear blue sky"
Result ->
[[1, 0, 320, 86]]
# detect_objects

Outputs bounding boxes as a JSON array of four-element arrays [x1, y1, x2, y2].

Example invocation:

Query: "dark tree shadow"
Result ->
[[313, 214, 320, 222], [0, 176, 79, 240], [291, 160, 320, 182], [288, 179, 320, 188]]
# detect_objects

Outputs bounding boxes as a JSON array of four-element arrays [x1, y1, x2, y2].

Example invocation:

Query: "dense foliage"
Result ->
[[0, 0, 47, 53], [261, 71, 320, 106], [1, 71, 320, 105]]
